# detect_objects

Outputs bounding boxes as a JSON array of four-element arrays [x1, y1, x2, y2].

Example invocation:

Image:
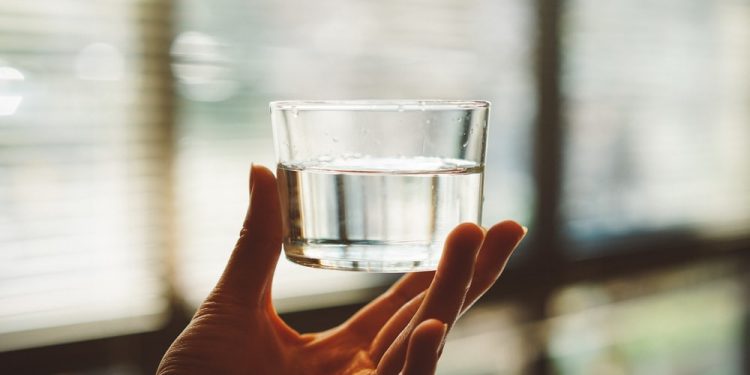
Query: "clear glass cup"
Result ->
[[271, 100, 490, 272]]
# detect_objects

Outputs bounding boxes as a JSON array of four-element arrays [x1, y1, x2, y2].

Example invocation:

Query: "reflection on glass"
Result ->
[[171, 31, 239, 102], [74, 43, 125, 81], [0, 65, 24, 116], [561, 0, 750, 248], [547, 261, 746, 375]]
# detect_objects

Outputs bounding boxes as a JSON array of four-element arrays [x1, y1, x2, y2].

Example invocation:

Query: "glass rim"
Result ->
[[269, 100, 490, 111]]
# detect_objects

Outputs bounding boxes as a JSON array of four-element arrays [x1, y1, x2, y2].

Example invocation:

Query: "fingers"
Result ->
[[373, 222, 527, 373], [369, 292, 426, 362], [408, 223, 484, 326], [209, 164, 283, 308], [377, 223, 484, 375], [401, 319, 447, 375], [460, 221, 526, 313], [344, 272, 434, 341]]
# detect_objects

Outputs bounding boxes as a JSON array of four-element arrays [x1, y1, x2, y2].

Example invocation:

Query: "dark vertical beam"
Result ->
[[136, 0, 186, 373], [743, 260, 750, 375], [137, 0, 178, 302], [533, 0, 564, 259], [528, 0, 565, 374]]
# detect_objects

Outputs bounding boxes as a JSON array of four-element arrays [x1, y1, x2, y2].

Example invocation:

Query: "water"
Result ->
[[277, 156, 484, 272]]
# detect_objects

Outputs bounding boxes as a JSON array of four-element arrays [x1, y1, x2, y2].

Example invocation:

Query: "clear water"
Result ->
[[277, 156, 483, 272]]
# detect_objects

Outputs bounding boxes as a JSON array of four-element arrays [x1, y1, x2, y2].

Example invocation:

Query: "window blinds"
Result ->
[[561, 0, 750, 249], [0, 0, 536, 350], [0, 0, 170, 350]]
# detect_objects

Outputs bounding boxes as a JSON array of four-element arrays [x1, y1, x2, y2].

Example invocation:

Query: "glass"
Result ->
[[271, 100, 490, 272]]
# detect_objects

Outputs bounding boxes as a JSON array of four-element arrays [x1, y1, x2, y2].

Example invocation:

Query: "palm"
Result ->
[[158, 165, 526, 375]]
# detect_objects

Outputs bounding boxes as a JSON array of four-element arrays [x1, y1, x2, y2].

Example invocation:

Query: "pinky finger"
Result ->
[[401, 319, 448, 375]]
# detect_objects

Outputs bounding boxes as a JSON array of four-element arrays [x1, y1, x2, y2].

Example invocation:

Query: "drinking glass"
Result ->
[[271, 100, 489, 272]]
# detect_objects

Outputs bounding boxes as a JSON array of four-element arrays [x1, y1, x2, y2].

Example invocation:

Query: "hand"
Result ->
[[157, 165, 526, 375]]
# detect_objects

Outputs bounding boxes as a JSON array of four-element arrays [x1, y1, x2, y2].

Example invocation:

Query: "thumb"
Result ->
[[210, 164, 283, 308]]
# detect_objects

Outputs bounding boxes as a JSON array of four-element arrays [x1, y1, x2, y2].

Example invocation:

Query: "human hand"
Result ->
[[157, 164, 526, 375]]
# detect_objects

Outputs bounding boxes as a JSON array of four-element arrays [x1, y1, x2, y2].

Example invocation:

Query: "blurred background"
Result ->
[[1, 0, 749, 374]]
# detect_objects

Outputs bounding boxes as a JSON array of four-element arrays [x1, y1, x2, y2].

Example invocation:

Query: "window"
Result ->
[[561, 0, 750, 250], [0, 0, 169, 350], [0, 0, 535, 351]]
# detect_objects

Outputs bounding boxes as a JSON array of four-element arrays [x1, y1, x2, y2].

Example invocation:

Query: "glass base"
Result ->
[[283, 241, 441, 272]]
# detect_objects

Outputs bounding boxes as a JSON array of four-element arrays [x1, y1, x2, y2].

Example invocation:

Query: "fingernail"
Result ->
[[249, 163, 256, 193], [437, 323, 449, 354], [521, 226, 529, 235]]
